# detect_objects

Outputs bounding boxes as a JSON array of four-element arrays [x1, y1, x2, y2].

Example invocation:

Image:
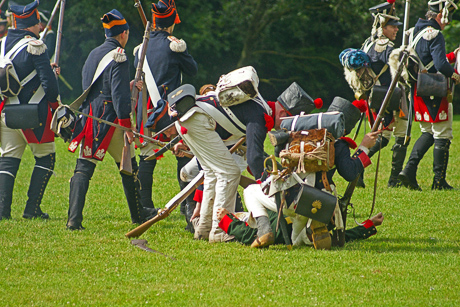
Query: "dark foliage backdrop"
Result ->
[[7, 0, 460, 111]]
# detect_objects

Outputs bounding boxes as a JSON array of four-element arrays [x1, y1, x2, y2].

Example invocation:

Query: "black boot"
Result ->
[[119, 158, 157, 224], [137, 155, 157, 208], [23, 153, 55, 219], [176, 156, 192, 216], [398, 132, 434, 191], [185, 202, 196, 234], [67, 159, 96, 230], [0, 157, 21, 220], [432, 139, 453, 190], [357, 136, 389, 188], [388, 137, 409, 188]]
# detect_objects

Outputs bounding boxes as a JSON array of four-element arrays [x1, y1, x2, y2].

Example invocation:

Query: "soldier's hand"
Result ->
[[126, 130, 135, 144], [360, 130, 381, 149], [51, 63, 60, 76], [216, 208, 229, 221], [172, 143, 188, 157], [135, 80, 143, 91], [191, 202, 201, 220], [452, 72, 460, 85]]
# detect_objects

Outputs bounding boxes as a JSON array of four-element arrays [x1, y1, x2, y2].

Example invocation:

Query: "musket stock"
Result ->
[[120, 21, 152, 175], [125, 137, 247, 238]]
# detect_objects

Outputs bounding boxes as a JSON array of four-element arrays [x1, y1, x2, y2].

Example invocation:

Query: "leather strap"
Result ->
[[321, 171, 333, 193]]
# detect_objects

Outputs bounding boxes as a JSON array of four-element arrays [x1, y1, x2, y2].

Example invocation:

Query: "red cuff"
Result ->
[[193, 188, 203, 203], [180, 126, 188, 135], [118, 118, 132, 128], [447, 52, 456, 64], [357, 150, 371, 168], [218, 214, 234, 233], [362, 219, 374, 229]]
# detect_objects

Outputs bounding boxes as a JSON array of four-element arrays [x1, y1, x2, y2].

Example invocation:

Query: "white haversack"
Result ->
[[216, 66, 259, 107]]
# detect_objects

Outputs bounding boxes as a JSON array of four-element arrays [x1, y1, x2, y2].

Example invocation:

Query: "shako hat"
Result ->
[[277, 82, 323, 116], [327, 97, 367, 135], [428, 0, 459, 23], [9, 0, 40, 29], [369, 1, 402, 37], [101, 9, 129, 37], [168, 84, 196, 117], [152, 0, 181, 29], [145, 99, 174, 132]]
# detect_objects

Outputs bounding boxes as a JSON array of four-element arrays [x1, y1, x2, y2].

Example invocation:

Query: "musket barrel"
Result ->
[[40, 0, 61, 40]]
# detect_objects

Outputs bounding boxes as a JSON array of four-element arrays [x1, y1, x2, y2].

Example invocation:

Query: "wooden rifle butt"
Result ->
[[119, 133, 133, 175], [125, 209, 170, 238]]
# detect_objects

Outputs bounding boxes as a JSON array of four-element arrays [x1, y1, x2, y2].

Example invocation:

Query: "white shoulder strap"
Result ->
[[195, 100, 245, 141], [68, 48, 119, 110], [362, 40, 375, 53], [410, 28, 434, 70], [140, 48, 161, 107]]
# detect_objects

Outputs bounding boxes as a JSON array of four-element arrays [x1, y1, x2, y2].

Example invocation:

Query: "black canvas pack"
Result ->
[[293, 183, 337, 224], [3, 104, 40, 130], [369, 84, 403, 112], [416, 72, 448, 97]]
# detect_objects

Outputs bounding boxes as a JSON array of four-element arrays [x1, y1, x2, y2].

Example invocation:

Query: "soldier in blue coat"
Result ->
[[134, 0, 198, 223], [357, 1, 409, 189], [0, 0, 59, 220], [66, 9, 155, 230], [399, 0, 460, 191]]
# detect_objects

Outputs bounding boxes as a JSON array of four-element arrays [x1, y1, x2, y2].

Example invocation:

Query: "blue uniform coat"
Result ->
[[1, 29, 59, 143], [69, 38, 132, 161]]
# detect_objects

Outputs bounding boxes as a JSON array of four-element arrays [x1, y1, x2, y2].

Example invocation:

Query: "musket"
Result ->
[[39, 0, 61, 40], [401, 0, 413, 145], [134, 0, 148, 27], [52, 0, 65, 78], [120, 21, 152, 175], [72, 109, 193, 158], [338, 50, 410, 243], [352, 113, 365, 141], [125, 137, 247, 238]]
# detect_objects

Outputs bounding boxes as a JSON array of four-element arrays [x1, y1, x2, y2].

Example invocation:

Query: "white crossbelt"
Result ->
[[195, 101, 246, 145], [140, 49, 161, 108]]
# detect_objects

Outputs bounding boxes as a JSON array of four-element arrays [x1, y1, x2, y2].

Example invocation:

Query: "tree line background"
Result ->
[[8, 0, 460, 110]]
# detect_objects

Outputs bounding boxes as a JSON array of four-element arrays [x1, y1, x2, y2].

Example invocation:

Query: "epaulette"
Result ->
[[113, 47, 127, 63], [423, 27, 439, 41], [374, 38, 393, 53], [339, 136, 357, 149], [27, 39, 47, 56], [133, 43, 141, 56], [168, 36, 187, 53]]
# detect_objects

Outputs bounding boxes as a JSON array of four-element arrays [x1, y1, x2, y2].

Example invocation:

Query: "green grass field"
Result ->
[[1, 118, 460, 306]]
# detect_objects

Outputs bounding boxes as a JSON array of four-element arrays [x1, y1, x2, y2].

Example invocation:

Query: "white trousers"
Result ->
[[0, 113, 55, 158], [244, 183, 311, 246], [419, 103, 453, 140], [178, 111, 242, 237]]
